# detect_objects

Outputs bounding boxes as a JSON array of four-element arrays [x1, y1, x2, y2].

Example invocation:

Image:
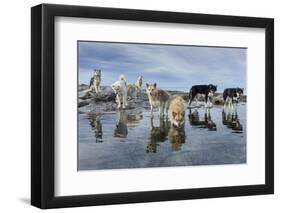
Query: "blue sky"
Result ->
[[78, 41, 246, 93]]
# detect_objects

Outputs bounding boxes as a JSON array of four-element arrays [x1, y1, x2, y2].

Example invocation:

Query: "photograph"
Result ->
[[30, 3, 274, 209], [78, 41, 247, 171]]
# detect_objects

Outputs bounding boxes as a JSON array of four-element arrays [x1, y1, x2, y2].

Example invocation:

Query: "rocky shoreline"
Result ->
[[78, 84, 247, 114]]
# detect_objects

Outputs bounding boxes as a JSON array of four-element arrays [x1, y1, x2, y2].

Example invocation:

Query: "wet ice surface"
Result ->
[[78, 104, 246, 170]]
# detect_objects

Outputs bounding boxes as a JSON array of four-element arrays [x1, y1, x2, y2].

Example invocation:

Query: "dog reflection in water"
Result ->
[[188, 109, 217, 131], [146, 116, 169, 153], [168, 126, 186, 151], [89, 113, 103, 143], [222, 110, 243, 133], [146, 116, 186, 153], [114, 110, 143, 139]]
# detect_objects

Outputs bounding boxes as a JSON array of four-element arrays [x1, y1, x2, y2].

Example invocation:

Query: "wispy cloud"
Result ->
[[78, 41, 246, 92]]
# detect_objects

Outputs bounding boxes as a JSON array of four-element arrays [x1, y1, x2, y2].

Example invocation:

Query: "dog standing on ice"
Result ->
[[111, 75, 128, 109], [188, 84, 217, 107], [89, 69, 101, 93], [223, 88, 244, 111], [127, 76, 143, 99], [168, 96, 186, 128], [146, 83, 170, 117]]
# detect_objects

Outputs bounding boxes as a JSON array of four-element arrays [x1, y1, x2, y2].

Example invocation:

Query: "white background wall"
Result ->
[[0, 0, 279, 212]]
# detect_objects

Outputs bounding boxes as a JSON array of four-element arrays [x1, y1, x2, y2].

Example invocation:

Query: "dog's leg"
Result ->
[[122, 94, 126, 109], [124, 91, 128, 107], [150, 102, 154, 118], [90, 85, 94, 93], [164, 101, 169, 116], [150, 115, 154, 130], [234, 102, 238, 114], [96, 83, 100, 93], [230, 98, 234, 112], [94, 84, 98, 93], [159, 103, 165, 118], [204, 94, 208, 108], [223, 97, 227, 111], [205, 106, 210, 115], [227, 97, 231, 111], [92, 82, 96, 93], [117, 95, 121, 109], [121, 94, 125, 109], [224, 97, 230, 112], [226, 98, 229, 111]]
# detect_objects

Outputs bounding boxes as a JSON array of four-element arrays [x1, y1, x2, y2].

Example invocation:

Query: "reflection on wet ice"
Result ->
[[87, 106, 244, 154], [222, 109, 243, 133], [188, 109, 217, 131], [147, 116, 186, 153], [89, 113, 103, 143], [146, 116, 169, 153], [80, 105, 246, 170]]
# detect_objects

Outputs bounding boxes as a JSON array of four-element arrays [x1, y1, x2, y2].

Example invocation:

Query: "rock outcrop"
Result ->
[[78, 85, 246, 114]]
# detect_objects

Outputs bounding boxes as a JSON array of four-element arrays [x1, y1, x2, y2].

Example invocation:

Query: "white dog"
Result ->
[[89, 69, 101, 93], [111, 75, 128, 109]]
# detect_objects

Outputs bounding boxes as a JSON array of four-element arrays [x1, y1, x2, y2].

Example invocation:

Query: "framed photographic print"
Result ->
[[31, 3, 274, 209]]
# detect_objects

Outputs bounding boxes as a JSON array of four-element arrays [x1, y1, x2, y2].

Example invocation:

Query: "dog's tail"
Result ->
[[119, 74, 126, 82]]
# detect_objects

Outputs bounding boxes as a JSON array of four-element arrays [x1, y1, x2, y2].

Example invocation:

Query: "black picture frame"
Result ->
[[31, 3, 274, 209]]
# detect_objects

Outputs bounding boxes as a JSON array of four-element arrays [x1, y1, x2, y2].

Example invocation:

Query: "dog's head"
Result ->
[[208, 84, 217, 96], [94, 69, 101, 78], [172, 110, 185, 128], [236, 88, 244, 95], [146, 83, 157, 96], [234, 88, 244, 101], [111, 83, 121, 94]]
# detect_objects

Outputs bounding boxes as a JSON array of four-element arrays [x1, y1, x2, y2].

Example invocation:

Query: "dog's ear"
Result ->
[[146, 83, 149, 88], [153, 83, 157, 88]]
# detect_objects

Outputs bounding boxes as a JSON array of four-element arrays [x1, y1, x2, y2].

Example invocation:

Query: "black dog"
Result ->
[[223, 88, 243, 108], [188, 84, 217, 106]]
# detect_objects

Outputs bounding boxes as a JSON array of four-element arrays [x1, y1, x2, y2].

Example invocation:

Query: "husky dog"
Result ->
[[223, 88, 244, 111], [188, 84, 217, 107], [168, 96, 186, 128], [111, 75, 128, 109], [89, 69, 101, 93], [127, 76, 143, 98], [146, 83, 170, 117]]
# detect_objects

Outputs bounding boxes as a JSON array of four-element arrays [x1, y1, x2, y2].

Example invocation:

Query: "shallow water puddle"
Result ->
[[78, 105, 246, 170]]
